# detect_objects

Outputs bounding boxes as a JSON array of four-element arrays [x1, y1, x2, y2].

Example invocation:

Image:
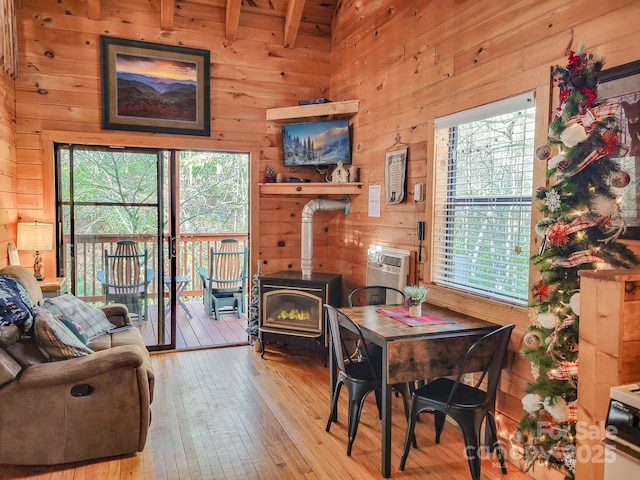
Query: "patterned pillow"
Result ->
[[40, 294, 114, 340], [59, 317, 89, 344], [32, 306, 94, 361], [0, 275, 34, 333]]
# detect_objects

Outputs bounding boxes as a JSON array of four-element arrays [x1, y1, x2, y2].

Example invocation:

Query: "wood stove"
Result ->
[[259, 271, 341, 354]]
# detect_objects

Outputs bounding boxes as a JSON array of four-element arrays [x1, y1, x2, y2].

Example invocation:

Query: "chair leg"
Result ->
[[399, 397, 420, 471], [458, 419, 483, 480], [374, 388, 382, 420], [213, 298, 220, 320], [485, 412, 507, 474], [203, 289, 213, 316], [396, 383, 417, 448], [326, 382, 343, 432], [346, 393, 368, 456], [434, 411, 446, 444]]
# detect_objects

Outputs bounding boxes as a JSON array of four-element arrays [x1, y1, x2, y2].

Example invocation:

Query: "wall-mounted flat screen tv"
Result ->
[[282, 119, 351, 167]]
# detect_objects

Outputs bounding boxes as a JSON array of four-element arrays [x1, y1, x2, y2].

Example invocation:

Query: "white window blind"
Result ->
[[432, 93, 535, 305]]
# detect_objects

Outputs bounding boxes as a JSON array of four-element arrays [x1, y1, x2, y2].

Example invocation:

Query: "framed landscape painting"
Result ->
[[100, 36, 210, 136]]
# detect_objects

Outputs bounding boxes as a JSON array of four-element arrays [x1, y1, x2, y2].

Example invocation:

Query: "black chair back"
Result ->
[[347, 285, 405, 307], [324, 304, 378, 378], [447, 323, 515, 409]]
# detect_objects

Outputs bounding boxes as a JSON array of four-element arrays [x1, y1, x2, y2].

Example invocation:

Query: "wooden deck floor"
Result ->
[[139, 298, 250, 350], [0, 345, 534, 480]]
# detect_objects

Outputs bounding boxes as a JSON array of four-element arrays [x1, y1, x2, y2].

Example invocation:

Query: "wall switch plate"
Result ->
[[414, 183, 423, 202]]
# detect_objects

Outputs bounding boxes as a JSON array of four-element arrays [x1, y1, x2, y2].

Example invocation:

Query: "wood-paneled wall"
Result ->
[[12, 0, 335, 278], [3, 1, 640, 476], [0, 68, 17, 269], [330, 1, 640, 476]]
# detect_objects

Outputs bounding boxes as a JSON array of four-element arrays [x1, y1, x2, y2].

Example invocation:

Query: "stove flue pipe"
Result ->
[[301, 196, 351, 279]]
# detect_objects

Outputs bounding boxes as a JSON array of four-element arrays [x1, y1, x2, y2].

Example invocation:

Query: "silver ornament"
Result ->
[[524, 331, 542, 348], [611, 170, 631, 188], [535, 144, 552, 161]]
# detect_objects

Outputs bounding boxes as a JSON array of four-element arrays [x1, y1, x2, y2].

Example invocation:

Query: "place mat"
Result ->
[[376, 307, 456, 327]]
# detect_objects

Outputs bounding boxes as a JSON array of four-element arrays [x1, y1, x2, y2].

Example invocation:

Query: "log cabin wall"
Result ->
[[3, 1, 640, 476], [0, 68, 17, 269], [11, 0, 336, 279], [329, 0, 640, 473]]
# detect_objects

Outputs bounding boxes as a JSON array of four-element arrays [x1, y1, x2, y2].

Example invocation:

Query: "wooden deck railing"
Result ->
[[68, 233, 249, 302]]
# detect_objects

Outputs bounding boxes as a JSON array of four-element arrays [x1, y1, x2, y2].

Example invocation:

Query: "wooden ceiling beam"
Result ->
[[87, 0, 101, 20], [161, 0, 175, 31], [283, 0, 305, 48], [226, 0, 242, 41]]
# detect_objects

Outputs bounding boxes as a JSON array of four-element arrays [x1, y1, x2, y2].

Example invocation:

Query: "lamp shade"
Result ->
[[17, 222, 53, 251]]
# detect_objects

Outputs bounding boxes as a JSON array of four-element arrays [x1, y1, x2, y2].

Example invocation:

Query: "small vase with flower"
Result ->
[[404, 285, 430, 318]]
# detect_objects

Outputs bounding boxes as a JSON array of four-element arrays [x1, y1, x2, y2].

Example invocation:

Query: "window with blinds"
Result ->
[[432, 93, 535, 305]]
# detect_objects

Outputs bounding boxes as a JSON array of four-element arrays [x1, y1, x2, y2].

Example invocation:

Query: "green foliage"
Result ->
[[59, 148, 249, 236], [516, 45, 639, 479], [403, 285, 429, 306]]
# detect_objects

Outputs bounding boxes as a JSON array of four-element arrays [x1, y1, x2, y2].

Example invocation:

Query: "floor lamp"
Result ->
[[17, 222, 53, 281]]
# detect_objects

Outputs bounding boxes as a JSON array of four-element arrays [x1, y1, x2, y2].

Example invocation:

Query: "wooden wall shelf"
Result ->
[[258, 182, 362, 195], [265, 100, 360, 122]]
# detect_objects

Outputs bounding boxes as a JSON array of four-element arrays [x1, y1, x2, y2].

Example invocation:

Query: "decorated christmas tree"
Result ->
[[514, 45, 639, 479]]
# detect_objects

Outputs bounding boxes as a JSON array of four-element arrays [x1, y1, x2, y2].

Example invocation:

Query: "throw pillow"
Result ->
[[0, 275, 34, 333], [40, 294, 114, 340], [32, 306, 93, 361], [59, 316, 89, 344]]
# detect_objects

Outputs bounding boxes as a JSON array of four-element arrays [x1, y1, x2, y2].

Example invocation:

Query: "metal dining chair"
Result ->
[[347, 285, 405, 307], [325, 304, 412, 456], [399, 323, 515, 480], [347, 285, 407, 360]]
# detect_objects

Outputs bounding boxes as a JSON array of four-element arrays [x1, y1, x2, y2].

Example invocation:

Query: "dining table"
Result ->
[[331, 303, 501, 478]]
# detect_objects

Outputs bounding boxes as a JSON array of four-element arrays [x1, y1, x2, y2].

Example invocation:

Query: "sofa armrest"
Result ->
[[16, 345, 144, 388], [100, 303, 131, 327]]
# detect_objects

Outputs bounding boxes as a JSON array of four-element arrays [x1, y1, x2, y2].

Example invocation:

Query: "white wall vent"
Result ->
[[365, 245, 410, 304]]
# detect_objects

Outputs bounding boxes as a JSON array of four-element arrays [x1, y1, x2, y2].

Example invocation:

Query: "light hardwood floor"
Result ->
[[0, 344, 533, 479]]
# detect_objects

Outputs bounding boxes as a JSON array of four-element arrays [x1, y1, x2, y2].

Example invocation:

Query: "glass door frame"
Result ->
[[54, 144, 177, 351]]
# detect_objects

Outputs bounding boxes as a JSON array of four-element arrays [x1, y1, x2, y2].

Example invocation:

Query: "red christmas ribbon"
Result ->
[[564, 215, 610, 234], [578, 99, 620, 131], [551, 250, 605, 267], [547, 361, 579, 381]]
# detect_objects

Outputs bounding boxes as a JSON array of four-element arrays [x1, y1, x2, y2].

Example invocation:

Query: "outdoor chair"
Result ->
[[325, 304, 412, 456], [398, 323, 515, 480], [197, 239, 248, 319], [96, 239, 155, 324]]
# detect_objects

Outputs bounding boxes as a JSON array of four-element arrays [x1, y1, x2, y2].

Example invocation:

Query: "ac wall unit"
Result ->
[[365, 245, 410, 305]]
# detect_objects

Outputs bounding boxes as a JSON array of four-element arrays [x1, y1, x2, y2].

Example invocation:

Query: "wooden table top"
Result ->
[[338, 303, 499, 342]]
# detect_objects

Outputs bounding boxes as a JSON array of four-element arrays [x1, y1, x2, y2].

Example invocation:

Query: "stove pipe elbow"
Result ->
[[301, 197, 350, 280]]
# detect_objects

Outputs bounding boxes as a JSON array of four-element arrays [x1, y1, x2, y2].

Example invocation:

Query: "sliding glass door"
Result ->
[[55, 145, 175, 349], [55, 145, 250, 350]]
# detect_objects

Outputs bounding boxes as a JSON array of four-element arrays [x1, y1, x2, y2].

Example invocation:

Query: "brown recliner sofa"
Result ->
[[0, 265, 154, 466]]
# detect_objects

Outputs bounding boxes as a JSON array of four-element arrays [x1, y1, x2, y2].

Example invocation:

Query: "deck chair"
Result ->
[[196, 239, 248, 319], [97, 239, 155, 323]]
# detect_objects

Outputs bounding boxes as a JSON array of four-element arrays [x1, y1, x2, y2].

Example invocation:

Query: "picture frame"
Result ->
[[100, 36, 210, 136], [384, 147, 407, 204], [599, 60, 640, 239]]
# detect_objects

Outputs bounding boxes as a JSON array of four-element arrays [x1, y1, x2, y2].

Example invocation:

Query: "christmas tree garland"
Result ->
[[513, 45, 639, 479]]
